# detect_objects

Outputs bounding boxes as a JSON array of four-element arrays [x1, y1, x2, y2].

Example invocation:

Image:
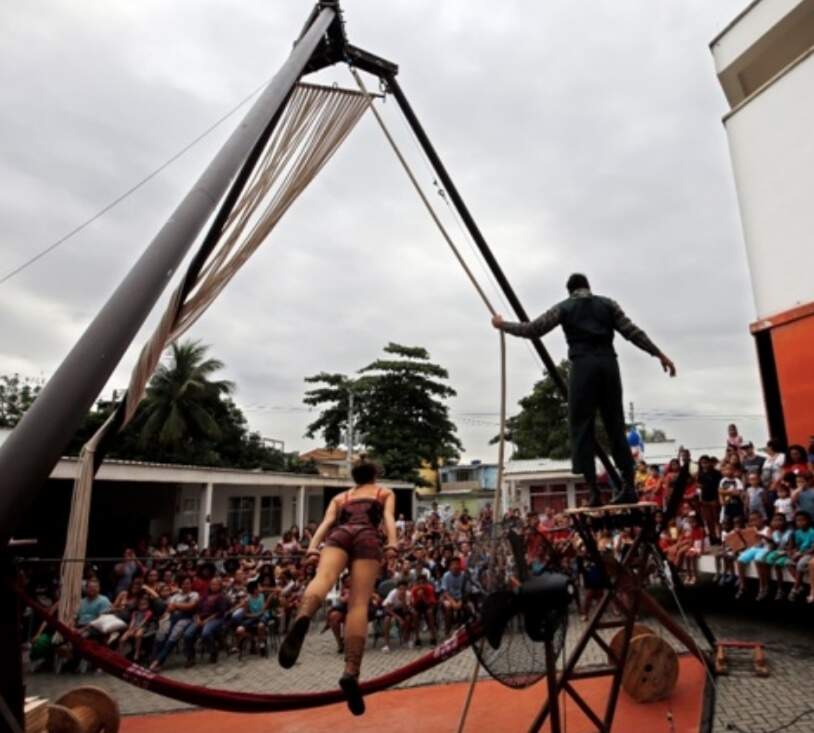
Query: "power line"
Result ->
[[0, 76, 273, 287]]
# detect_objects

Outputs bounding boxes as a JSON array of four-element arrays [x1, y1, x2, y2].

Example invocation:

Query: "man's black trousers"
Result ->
[[568, 352, 635, 489]]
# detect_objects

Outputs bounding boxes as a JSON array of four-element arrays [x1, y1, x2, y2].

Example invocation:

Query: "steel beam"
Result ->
[[0, 5, 336, 544]]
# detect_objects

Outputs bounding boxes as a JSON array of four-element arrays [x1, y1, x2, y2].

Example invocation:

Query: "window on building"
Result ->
[[455, 469, 472, 482], [180, 495, 200, 528], [227, 496, 255, 536], [260, 496, 282, 537]]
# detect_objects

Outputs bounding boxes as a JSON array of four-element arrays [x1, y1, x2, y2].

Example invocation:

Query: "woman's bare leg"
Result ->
[[343, 558, 379, 676], [340, 558, 379, 717], [299, 547, 348, 620], [279, 547, 347, 669]]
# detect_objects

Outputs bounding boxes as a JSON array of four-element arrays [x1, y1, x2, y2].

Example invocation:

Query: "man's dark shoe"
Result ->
[[587, 486, 603, 508], [610, 487, 638, 505]]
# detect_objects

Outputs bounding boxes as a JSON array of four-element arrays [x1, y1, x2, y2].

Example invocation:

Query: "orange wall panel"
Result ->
[[771, 312, 814, 445]]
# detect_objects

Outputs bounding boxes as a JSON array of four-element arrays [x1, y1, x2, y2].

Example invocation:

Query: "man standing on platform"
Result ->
[[492, 273, 676, 507]]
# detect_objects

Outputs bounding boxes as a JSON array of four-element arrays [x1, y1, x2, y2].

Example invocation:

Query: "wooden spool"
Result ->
[[621, 634, 679, 703], [48, 687, 120, 733], [607, 624, 655, 666]]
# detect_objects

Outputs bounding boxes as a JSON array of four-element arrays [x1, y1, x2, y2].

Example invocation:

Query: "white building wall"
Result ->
[[724, 49, 814, 319], [711, 0, 807, 72]]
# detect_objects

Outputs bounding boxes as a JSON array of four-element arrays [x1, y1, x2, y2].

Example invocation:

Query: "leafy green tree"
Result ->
[[492, 361, 573, 460], [62, 340, 316, 472], [494, 361, 668, 459], [139, 341, 234, 451], [304, 343, 462, 486], [0, 374, 43, 428]]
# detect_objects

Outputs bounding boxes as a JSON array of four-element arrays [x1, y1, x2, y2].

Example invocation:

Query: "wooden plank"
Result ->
[[563, 502, 658, 516]]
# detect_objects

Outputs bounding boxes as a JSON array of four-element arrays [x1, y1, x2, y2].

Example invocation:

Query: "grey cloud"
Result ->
[[1, 0, 764, 461]]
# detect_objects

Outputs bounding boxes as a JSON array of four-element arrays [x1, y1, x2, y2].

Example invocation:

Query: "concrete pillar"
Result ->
[[297, 486, 306, 530], [199, 482, 214, 549], [252, 493, 262, 538]]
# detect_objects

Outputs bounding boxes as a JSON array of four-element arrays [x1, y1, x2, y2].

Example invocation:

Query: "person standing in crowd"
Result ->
[[786, 446, 810, 476], [719, 463, 745, 523], [410, 574, 438, 647], [492, 273, 676, 506], [741, 442, 765, 475], [697, 456, 723, 543], [726, 424, 744, 454], [745, 472, 769, 521], [762, 439, 786, 487]]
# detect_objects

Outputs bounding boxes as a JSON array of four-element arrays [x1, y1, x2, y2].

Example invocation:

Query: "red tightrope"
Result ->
[[18, 588, 480, 713]]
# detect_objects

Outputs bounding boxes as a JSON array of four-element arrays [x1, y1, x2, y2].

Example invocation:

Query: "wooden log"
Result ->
[[48, 687, 119, 733], [621, 634, 679, 703], [24, 696, 49, 733], [607, 624, 655, 666]]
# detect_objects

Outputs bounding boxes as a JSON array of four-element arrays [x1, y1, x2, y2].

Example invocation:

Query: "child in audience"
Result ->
[[757, 513, 793, 601], [745, 472, 768, 520], [774, 483, 793, 523], [717, 516, 744, 586], [735, 512, 770, 600], [119, 594, 153, 662], [786, 511, 814, 601], [719, 464, 745, 523], [682, 515, 706, 585]]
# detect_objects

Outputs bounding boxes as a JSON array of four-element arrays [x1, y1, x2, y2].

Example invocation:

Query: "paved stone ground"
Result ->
[[25, 594, 814, 731]]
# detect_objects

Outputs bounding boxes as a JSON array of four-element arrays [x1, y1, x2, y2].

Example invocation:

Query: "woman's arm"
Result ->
[[306, 499, 339, 554], [383, 490, 398, 548]]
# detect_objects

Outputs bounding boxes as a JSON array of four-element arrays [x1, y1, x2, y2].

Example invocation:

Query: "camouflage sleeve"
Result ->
[[609, 299, 661, 356], [500, 304, 561, 339]]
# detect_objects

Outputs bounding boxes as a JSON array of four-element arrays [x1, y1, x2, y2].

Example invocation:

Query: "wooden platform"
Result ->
[[564, 502, 659, 516], [120, 656, 709, 733]]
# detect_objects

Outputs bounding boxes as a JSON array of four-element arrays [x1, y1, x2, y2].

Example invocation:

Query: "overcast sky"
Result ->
[[1, 0, 767, 461]]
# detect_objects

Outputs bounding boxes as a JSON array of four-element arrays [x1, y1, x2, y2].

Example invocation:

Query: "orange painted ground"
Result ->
[[122, 656, 706, 733]]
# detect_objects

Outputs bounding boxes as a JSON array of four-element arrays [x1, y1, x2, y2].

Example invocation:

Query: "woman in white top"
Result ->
[[761, 439, 786, 488]]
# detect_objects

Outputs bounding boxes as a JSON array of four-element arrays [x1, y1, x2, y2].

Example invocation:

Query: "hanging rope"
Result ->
[[349, 66, 509, 733], [58, 82, 372, 629]]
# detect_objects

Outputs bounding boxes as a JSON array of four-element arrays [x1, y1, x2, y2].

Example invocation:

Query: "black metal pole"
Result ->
[[384, 73, 621, 489], [544, 639, 562, 733], [0, 5, 336, 546], [0, 555, 23, 729]]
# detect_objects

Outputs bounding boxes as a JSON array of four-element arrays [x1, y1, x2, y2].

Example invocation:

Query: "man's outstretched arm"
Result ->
[[491, 305, 561, 339], [609, 299, 676, 376]]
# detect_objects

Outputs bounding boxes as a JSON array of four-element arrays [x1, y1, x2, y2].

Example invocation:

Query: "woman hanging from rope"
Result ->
[[278, 459, 398, 716]]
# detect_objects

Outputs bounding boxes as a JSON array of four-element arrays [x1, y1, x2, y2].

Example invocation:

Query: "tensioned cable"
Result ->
[[0, 76, 274, 287], [349, 65, 510, 733]]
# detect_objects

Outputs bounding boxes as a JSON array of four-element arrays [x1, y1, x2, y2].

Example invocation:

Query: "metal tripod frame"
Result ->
[[529, 506, 712, 733]]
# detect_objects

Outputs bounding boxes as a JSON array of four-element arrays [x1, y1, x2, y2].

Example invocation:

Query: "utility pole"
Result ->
[[628, 401, 635, 426]]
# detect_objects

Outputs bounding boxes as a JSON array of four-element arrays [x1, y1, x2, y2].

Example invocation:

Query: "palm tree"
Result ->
[[138, 340, 234, 449]]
